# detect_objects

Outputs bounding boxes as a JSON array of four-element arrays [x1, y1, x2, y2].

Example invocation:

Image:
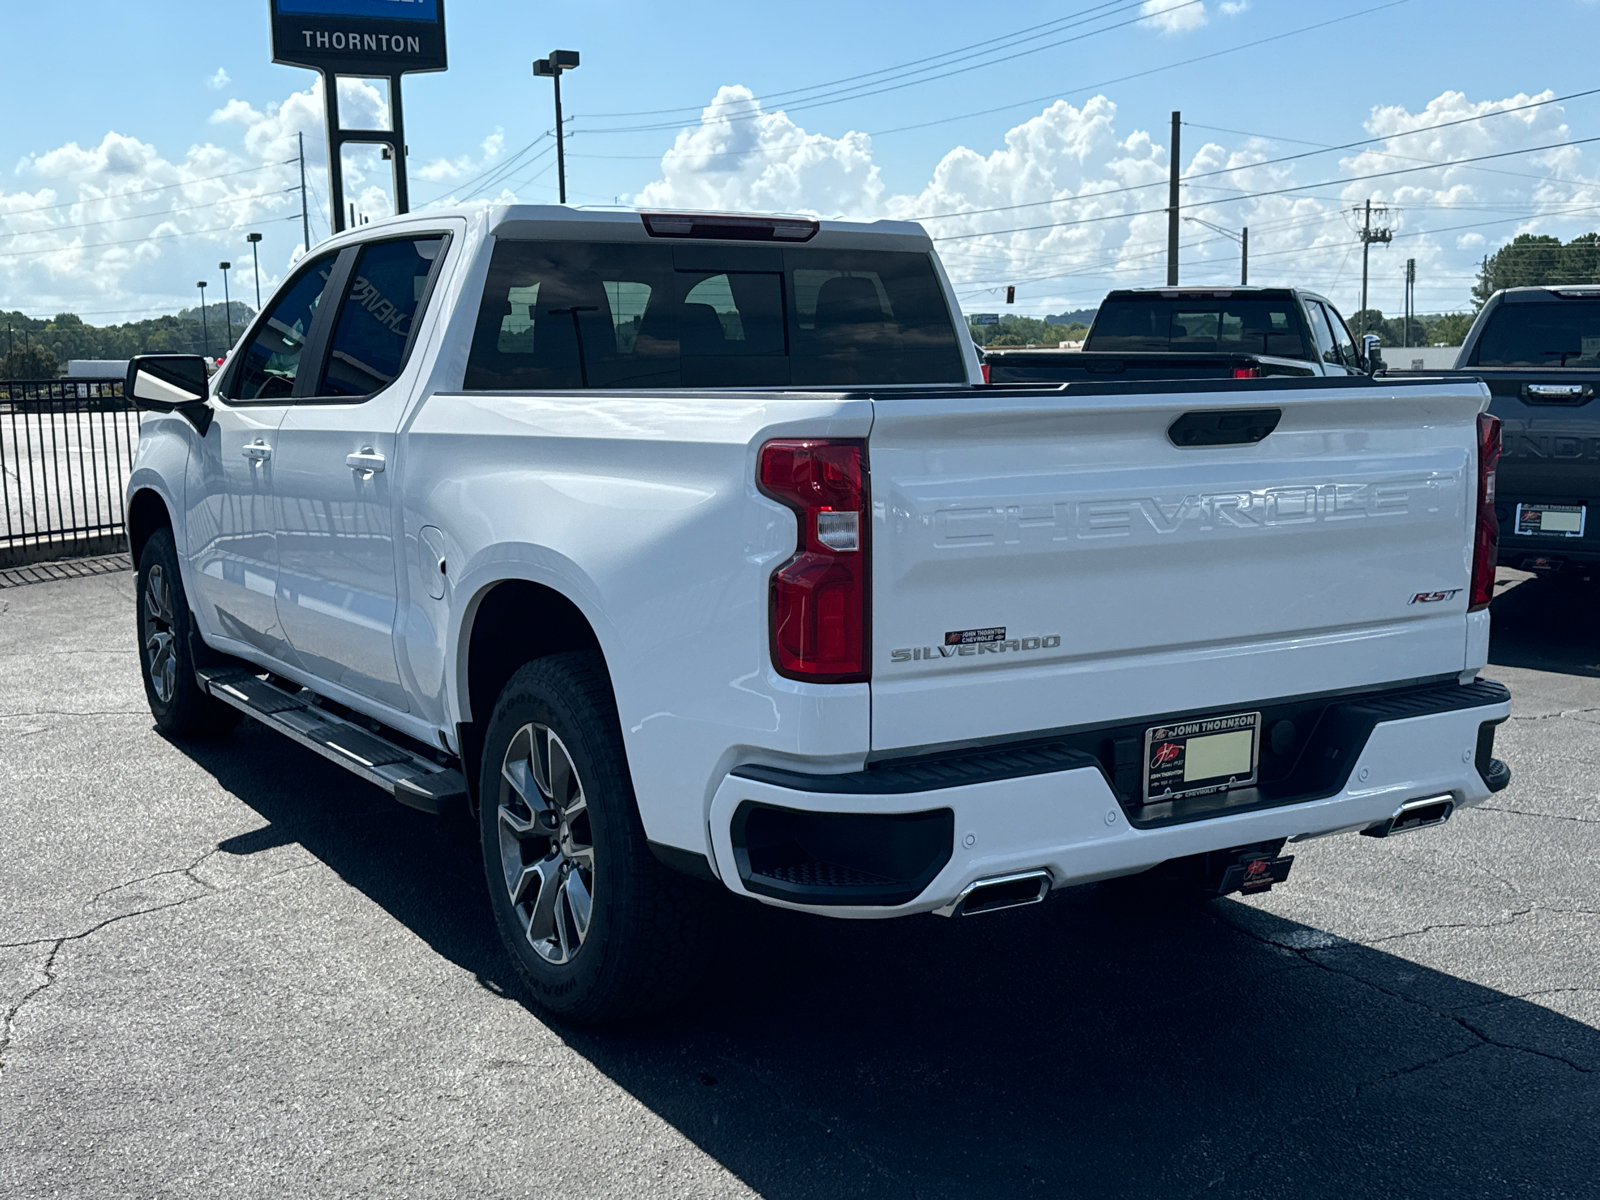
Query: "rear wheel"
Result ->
[[479, 652, 708, 1024], [136, 526, 241, 738]]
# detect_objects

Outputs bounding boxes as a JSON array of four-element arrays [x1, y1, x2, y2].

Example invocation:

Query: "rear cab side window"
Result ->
[[1322, 301, 1358, 367], [463, 240, 964, 390], [1302, 300, 1341, 368]]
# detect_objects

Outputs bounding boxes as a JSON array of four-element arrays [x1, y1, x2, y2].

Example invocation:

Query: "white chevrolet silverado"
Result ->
[[124, 205, 1512, 1023]]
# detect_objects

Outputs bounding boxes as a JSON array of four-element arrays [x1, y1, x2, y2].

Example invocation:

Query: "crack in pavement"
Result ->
[[87, 846, 223, 905], [1508, 707, 1600, 722], [1355, 905, 1539, 947], [0, 708, 147, 719], [0, 848, 316, 1077], [1202, 1043, 1484, 1194], [1201, 908, 1595, 1193], [1455, 985, 1600, 1011], [1479, 805, 1600, 826]]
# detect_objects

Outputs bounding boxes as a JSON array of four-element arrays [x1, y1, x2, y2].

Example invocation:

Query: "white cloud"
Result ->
[[207, 68, 231, 91], [627, 84, 1600, 319], [1220, 1, 1249, 15], [6, 73, 1599, 326], [0, 76, 408, 321], [633, 86, 885, 216], [1140, 0, 1208, 34], [418, 129, 504, 183]]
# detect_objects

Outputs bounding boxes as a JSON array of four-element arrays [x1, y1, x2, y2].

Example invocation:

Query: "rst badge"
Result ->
[[1409, 589, 1463, 604]]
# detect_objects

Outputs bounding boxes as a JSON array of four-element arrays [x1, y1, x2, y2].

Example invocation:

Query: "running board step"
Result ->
[[197, 667, 467, 814]]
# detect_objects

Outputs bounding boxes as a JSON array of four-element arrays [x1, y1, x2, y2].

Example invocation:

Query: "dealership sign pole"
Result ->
[[269, 0, 447, 236]]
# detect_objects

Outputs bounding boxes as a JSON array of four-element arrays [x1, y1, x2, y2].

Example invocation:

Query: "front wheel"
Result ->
[[136, 526, 241, 738], [479, 652, 708, 1024]]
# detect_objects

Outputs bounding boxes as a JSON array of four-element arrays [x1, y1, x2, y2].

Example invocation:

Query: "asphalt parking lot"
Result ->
[[1, 562, 1596, 1199]]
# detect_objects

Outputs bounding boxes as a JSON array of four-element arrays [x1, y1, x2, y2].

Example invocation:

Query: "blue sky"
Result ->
[[4, 0, 1599, 325]]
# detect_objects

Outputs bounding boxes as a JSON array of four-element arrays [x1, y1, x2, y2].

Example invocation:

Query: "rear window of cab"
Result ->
[[464, 241, 965, 389]]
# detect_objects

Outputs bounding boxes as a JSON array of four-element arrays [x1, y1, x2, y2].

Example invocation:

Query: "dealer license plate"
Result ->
[[1143, 711, 1262, 803], [1514, 503, 1586, 538]]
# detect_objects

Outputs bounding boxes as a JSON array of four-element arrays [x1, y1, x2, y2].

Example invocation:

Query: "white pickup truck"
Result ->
[[124, 205, 1512, 1023]]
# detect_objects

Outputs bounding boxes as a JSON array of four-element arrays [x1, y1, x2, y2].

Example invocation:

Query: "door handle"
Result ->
[[242, 441, 272, 463], [346, 448, 386, 476]]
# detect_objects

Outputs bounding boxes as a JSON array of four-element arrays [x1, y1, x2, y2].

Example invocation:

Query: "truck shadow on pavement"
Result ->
[[1489, 574, 1600, 677], [178, 724, 1599, 1200]]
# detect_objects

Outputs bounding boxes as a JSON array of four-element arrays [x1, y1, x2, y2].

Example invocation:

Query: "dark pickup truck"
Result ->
[[1411, 287, 1600, 580], [983, 287, 1374, 384]]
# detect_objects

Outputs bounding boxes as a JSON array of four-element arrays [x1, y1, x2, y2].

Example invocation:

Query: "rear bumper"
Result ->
[[706, 683, 1511, 918]]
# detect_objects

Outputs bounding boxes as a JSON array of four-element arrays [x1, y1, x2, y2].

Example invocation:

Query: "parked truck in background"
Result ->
[[123, 205, 1512, 1024], [983, 287, 1376, 384], [1431, 286, 1600, 583]]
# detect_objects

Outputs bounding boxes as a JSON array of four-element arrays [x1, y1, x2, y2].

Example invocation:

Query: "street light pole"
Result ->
[[1182, 217, 1249, 286], [247, 232, 263, 312], [533, 50, 580, 204], [196, 281, 209, 360], [219, 262, 234, 351]]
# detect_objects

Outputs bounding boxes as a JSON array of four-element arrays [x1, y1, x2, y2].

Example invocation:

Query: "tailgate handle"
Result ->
[[1522, 383, 1592, 404], [1167, 408, 1282, 448]]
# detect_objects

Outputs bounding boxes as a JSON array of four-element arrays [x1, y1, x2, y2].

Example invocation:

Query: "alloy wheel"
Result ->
[[497, 722, 596, 965], [142, 565, 178, 704]]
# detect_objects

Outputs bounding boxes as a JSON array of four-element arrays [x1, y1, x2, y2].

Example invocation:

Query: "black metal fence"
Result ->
[[1, 379, 138, 566]]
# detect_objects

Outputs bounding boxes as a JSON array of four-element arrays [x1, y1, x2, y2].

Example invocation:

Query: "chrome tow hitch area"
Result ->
[[935, 869, 1052, 918], [1362, 793, 1455, 839]]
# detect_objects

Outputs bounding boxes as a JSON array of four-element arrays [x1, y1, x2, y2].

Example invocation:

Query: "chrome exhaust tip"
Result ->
[[935, 869, 1052, 918], [1362, 793, 1455, 839]]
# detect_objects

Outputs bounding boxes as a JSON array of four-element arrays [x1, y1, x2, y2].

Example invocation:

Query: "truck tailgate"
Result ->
[[868, 379, 1489, 752]]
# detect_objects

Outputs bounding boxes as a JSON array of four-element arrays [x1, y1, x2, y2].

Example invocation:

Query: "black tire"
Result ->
[[478, 652, 708, 1025], [135, 526, 242, 738]]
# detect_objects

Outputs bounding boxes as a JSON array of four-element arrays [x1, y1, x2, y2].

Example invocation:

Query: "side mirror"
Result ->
[[1362, 333, 1384, 376], [126, 355, 212, 434]]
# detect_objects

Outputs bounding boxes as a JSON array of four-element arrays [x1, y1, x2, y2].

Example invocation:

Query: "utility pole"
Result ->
[[196, 281, 210, 359], [219, 262, 234, 350], [1357, 198, 1393, 338], [299, 132, 311, 251], [1167, 111, 1181, 286], [1404, 257, 1416, 348], [533, 51, 580, 204], [247, 232, 263, 311]]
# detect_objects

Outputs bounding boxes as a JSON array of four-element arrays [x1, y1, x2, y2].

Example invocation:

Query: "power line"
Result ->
[[914, 86, 1600, 225], [0, 162, 292, 222], [0, 213, 300, 261], [0, 190, 299, 242], [575, 0, 1184, 136], [865, 0, 1413, 142], [579, 1, 1135, 119], [931, 135, 1600, 243]]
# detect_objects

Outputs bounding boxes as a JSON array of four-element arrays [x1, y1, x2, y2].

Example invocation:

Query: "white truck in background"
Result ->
[[123, 205, 1511, 1023]]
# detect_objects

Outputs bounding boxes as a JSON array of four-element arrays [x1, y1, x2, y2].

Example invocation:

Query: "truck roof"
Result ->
[[1495, 284, 1600, 301], [1101, 286, 1312, 302], [314, 203, 934, 250]]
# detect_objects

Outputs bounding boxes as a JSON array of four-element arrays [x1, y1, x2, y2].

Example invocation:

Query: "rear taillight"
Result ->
[[1232, 366, 1260, 378], [980, 362, 992, 385], [1470, 412, 1501, 611], [758, 439, 869, 682]]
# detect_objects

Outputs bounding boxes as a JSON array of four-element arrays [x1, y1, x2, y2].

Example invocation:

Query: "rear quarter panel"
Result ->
[[398, 389, 874, 857]]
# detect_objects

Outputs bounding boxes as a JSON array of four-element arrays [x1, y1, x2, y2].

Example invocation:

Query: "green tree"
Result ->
[[1426, 313, 1474, 346], [967, 314, 1091, 346], [0, 341, 61, 379], [1472, 232, 1600, 307]]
